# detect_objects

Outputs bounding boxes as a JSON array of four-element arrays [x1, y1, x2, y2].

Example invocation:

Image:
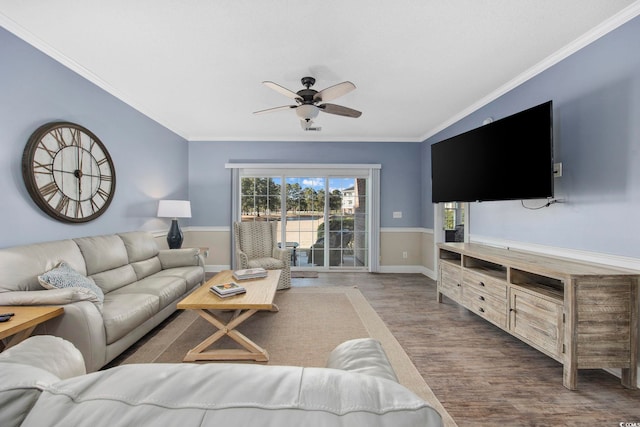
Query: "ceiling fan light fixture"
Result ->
[[296, 104, 319, 121], [257, 77, 361, 128]]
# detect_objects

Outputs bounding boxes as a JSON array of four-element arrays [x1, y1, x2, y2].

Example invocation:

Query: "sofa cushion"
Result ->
[[102, 292, 160, 344], [91, 265, 138, 294], [154, 266, 204, 290], [38, 262, 104, 304], [74, 235, 129, 276], [109, 276, 186, 308], [0, 240, 86, 293], [118, 231, 159, 263], [17, 363, 442, 427], [158, 248, 201, 269], [130, 257, 162, 280]]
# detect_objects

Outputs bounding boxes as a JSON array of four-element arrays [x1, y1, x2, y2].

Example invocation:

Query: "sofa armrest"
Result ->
[[158, 248, 200, 269], [326, 338, 399, 383], [0, 288, 101, 307], [0, 336, 86, 427], [33, 300, 107, 373], [0, 335, 86, 379]]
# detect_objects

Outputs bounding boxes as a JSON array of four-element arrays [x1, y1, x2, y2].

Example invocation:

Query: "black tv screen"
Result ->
[[431, 100, 553, 203]]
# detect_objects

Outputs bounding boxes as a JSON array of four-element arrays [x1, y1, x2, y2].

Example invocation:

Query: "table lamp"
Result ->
[[157, 200, 191, 249]]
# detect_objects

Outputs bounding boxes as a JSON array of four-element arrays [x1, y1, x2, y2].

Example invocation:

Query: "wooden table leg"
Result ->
[[183, 308, 270, 362], [1, 326, 36, 351]]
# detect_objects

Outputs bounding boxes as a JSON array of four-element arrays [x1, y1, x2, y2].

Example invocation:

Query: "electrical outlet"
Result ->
[[553, 162, 563, 177], [402, 251, 408, 259]]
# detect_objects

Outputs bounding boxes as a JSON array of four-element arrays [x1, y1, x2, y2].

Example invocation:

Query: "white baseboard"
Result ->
[[205, 265, 229, 273], [379, 265, 436, 279]]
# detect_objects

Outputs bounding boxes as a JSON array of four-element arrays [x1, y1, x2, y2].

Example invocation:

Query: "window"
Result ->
[[228, 164, 380, 272]]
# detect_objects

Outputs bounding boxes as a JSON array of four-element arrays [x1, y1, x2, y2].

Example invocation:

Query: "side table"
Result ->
[[0, 305, 64, 351]]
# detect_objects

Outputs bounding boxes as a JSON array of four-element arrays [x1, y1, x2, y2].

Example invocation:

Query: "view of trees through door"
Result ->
[[240, 175, 368, 269]]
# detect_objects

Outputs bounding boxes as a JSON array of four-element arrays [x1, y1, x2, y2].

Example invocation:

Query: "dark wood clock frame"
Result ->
[[22, 122, 116, 223]]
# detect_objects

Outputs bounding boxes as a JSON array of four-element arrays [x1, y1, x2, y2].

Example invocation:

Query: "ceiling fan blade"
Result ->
[[262, 81, 302, 101], [318, 103, 362, 118], [253, 105, 296, 115], [313, 81, 356, 102]]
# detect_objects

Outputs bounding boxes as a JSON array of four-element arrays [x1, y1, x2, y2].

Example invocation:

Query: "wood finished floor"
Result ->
[[291, 272, 640, 427]]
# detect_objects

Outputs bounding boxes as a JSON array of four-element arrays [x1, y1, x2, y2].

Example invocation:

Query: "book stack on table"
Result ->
[[209, 282, 246, 298], [232, 268, 268, 281]]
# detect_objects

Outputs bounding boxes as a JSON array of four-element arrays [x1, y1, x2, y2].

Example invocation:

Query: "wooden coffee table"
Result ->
[[0, 305, 64, 351], [176, 269, 280, 362]]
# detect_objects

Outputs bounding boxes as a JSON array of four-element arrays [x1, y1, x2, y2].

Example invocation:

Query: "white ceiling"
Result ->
[[2, 1, 639, 142]]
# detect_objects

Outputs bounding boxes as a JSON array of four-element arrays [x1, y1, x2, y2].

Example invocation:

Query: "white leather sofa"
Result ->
[[0, 232, 204, 372], [0, 336, 443, 427]]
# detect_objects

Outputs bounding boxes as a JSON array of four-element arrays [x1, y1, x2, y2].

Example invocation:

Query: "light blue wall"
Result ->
[[0, 28, 189, 248], [425, 16, 640, 258], [188, 141, 422, 228], [6, 11, 638, 258]]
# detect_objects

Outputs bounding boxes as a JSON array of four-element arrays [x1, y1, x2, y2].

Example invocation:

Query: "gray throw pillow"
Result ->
[[38, 262, 105, 304]]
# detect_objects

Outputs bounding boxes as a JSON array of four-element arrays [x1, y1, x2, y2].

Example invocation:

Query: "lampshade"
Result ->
[[157, 200, 191, 218]]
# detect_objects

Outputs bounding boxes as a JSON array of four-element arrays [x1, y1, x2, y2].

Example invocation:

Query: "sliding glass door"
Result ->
[[238, 170, 372, 271]]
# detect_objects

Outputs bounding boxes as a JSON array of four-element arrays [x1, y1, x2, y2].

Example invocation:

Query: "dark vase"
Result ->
[[166, 219, 183, 249]]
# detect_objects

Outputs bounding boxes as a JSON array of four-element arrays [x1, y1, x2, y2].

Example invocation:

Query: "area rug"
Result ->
[[111, 287, 456, 426], [291, 270, 319, 278]]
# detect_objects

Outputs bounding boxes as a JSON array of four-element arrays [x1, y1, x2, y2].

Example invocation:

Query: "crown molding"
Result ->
[[420, 1, 640, 142]]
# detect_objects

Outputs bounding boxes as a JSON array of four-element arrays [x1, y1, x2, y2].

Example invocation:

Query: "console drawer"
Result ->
[[463, 269, 507, 299], [463, 285, 507, 328]]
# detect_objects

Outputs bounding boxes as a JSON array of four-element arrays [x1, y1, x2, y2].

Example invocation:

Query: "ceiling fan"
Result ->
[[254, 77, 362, 130]]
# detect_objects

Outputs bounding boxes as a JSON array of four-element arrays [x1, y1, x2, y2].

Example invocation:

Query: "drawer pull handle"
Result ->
[[479, 308, 485, 313], [457, 283, 461, 287], [479, 296, 485, 301], [479, 281, 485, 287]]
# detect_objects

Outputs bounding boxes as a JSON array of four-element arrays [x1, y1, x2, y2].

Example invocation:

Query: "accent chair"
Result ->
[[233, 221, 291, 290]]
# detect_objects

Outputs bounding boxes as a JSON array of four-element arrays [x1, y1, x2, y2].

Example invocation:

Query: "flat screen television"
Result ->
[[431, 100, 553, 203]]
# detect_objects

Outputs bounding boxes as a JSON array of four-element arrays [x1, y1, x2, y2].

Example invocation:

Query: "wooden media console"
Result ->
[[437, 242, 639, 390]]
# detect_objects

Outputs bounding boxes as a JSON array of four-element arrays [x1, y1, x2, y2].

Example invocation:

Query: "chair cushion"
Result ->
[[248, 257, 285, 270]]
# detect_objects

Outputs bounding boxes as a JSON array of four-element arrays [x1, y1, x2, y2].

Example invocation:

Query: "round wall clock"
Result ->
[[22, 121, 116, 223]]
